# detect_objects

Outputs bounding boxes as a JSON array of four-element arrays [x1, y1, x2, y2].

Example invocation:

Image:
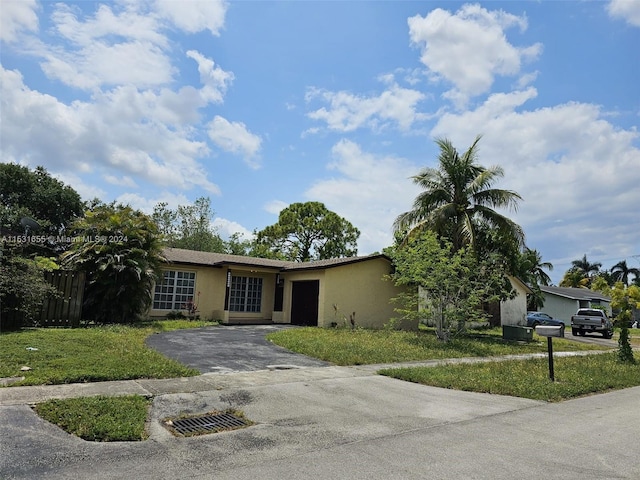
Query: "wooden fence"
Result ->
[[0, 271, 85, 329], [39, 271, 85, 327]]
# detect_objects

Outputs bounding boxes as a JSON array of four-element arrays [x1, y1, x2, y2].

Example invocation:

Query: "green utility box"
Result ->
[[502, 325, 533, 342]]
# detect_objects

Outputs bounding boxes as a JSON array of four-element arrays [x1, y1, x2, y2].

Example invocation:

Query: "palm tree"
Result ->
[[567, 254, 602, 287], [559, 270, 590, 288], [514, 247, 553, 309], [570, 254, 601, 276], [610, 260, 640, 286], [518, 247, 553, 286], [393, 136, 524, 253]]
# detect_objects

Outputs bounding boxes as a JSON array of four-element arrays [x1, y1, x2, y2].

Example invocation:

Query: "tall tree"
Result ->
[[62, 203, 164, 324], [0, 164, 84, 251], [610, 260, 640, 286], [514, 247, 554, 309], [517, 248, 553, 286], [252, 202, 360, 262], [562, 254, 601, 288], [393, 136, 524, 255], [570, 254, 602, 277], [152, 197, 225, 252], [559, 270, 590, 288]]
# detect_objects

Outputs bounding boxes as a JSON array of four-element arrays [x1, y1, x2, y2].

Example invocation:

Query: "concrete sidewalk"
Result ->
[[0, 350, 611, 406], [2, 349, 639, 479]]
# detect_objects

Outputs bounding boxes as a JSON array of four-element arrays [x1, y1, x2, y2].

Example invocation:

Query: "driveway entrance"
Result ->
[[145, 325, 330, 373]]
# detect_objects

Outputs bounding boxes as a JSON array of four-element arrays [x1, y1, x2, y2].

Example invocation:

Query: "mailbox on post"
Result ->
[[535, 325, 565, 381], [535, 325, 564, 338]]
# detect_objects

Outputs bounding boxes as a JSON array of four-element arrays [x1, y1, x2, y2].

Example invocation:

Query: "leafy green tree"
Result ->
[[388, 229, 513, 341], [590, 276, 611, 296], [0, 252, 59, 329], [559, 254, 603, 288], [152, 197, 225, 252], [224, 232, 252, 256], [0, 164, 83, 241], [252, 202, 360, 262], [559, 270, 589, 288], [610, 260, 640, 286], [62, 203, 164, 324], [610, 282, 639, 364], [393, 136, 524, 255]]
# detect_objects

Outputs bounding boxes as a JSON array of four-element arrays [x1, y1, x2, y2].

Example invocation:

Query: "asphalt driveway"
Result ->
[[145, 325, 331, 373]]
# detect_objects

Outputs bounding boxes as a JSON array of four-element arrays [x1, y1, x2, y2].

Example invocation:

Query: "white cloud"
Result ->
[[212, 218, 253, 240], [306, 83, 427, 132], [36, 3, 173, 90], [115, 191, 191, 214], [104, 174, 138, 188], [408, 4, 542, 106], [0, 0, 39, 43], [0, 65, 220, 195], [155, 0, 227, 35], [305, 139, 421, 254], [607, 0, 640, 26], [207, 116, 262, 166], [41, 40, 174, 90], [11, 2, 229, 91], [52, 172, 106, 204], [186, 50, 234, 104], [264, 200, 288, 215]]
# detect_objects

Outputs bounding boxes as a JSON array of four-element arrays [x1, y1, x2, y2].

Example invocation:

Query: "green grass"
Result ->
[[379, 352, 640, 402], [0, 319, 217, 386], [266, 327, 609, 365], [33, 395, 150, 441]]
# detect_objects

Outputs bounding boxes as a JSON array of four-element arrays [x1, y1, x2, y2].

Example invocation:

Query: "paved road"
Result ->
[[145, 325, 331, 373], [1, 371, 638, 479]]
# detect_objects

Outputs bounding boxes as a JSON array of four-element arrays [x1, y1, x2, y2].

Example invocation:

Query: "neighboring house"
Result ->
[[537, 285, 611, 325], [498, 276, 533, 326], [481, 276, 532, 327], [150, 248, 416, 330]]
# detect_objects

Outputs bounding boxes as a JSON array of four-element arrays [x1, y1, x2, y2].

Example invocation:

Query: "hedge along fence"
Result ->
[[1, 271, 85, 330]]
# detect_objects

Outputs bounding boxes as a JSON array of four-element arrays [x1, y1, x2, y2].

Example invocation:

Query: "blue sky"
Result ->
[[1, 0, 639, 284]]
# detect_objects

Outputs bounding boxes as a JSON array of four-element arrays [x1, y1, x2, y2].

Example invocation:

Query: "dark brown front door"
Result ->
[[291, 280, 319, 326]]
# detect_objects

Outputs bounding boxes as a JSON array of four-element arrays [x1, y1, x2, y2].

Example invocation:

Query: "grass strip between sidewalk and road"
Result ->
[[33, 395, 151, 442], [379, 352, 640, 402], [266, 326, 609, 366], [0, 320, 217, 386]]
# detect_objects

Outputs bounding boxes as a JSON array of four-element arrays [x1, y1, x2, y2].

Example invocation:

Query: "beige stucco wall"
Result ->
[[321, 258, 416, 330], [500, 277, 530, 326], [149, 264, 278, 323], [148, 264, 226, 320], [149, 257, 414, 329], [222, 266, 278, 324]]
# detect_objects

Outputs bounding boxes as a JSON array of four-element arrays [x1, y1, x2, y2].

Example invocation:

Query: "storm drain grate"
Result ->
[[165, 412, 251, 436]]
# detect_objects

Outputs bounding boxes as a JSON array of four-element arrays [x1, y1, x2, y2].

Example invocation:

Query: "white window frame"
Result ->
[[229, 276, 263, 312], [153, 270, 196, 310]]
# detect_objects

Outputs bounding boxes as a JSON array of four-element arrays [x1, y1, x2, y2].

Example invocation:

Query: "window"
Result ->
[[153, 270, 196, 310], [229, 276, 263, 312]]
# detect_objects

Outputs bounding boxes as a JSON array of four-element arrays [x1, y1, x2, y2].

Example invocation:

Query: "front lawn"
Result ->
[[0, 320, 216, 386], [379, 352, 640, 402], [266, 326, 609, 365]]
